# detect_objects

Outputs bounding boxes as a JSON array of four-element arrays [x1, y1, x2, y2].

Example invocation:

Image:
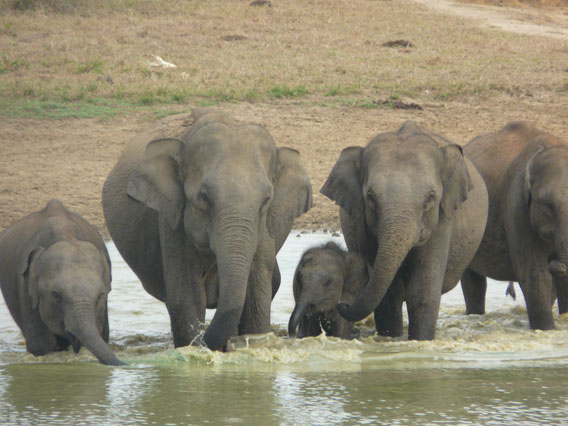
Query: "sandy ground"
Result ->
[[1, 0, 567, 237]]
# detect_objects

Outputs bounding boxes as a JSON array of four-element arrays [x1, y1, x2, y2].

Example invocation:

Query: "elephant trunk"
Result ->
[[288, 300, 310, 337], [203, 212, 257, 351], [66, 304, 126, 366], [551, 234, 568, 277], [553, 235, 568, 314], [338, 217, 416, 322]]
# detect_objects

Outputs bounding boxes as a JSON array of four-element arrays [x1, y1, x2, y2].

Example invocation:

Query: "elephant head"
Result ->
[[288, 242, 368, 338], [19, 239, 124, 366], [321, 121, 472, 322], [525, 144, 568, 278], [126, 112, 312, 350]]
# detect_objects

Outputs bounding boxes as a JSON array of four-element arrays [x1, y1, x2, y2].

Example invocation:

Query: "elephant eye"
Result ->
[[424, 191, 436, 211], [367, 191, 377, 211], [199, 191, 210, 204], [323, 279, 332, 288], [540, 201, 555, 217], [197, 190, 212, 210], [260, 195, 271, 212], [51, 291, 62, 302]]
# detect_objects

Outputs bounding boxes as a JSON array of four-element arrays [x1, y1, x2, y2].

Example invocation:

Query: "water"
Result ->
[[1, 232, 567, 425]]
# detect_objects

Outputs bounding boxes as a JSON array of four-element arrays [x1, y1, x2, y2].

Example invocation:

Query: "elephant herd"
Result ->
[[1, 109, 566, 366]]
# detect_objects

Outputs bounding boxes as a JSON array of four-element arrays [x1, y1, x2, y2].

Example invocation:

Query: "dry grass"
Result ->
[[0, 0, 566, 117]]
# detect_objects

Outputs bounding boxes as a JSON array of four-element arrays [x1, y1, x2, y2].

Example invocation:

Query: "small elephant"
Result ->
[[102, 109, 312, 351], [0, 200, 125, 366], [461, 122, 568, 329], [288, 241, 368, 339], [321, 121, 488, 340]]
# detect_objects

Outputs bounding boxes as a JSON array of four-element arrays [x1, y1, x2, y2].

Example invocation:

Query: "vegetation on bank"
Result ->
[[0, 0, 566, 119]]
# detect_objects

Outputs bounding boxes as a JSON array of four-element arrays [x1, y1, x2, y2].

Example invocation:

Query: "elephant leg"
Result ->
[[20, 304, 57, 355], [374, 278, 404, 338], [405, 266, 445, 340], [554, 277, 568, 314], [24, 326, 57, 356], [271, 260, 281, 300], [298, 316, 322, 338], [405, 225, 451, 340], [55, 335, 71, 351], [159, 217, 206, 347], [461, 268, 487, 315], [238, 234, 275, 336], [518, 271, 555, 330], [333, 317, 354, 340]]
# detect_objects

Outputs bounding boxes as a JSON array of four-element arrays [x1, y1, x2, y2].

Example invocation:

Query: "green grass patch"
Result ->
[[268, 85, 310, 99], [75, 58, 104, 74], [0, 54, 28, 74], [0, 98, 132, 119]]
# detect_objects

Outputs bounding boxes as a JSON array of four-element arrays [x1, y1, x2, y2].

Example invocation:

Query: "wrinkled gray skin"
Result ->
[[288, 241, 368, 339], [102, 110, 312, 351], [321, 121, 488, 340], [461, 122, 568, 329], [0, 200, 124, 366]]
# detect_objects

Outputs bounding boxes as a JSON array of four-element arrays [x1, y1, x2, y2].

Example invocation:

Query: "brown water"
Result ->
[[1, 232, 568, 426]]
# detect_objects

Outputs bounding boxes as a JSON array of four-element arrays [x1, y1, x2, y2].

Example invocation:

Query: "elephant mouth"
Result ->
[[67, 332, 82, 354]]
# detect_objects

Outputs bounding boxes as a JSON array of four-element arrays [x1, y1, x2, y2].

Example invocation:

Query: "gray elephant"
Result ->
[[288, 241, 368, 339], [102, 110, 312, 351], [0, 200, 125, 366], [321, 121, 488, 340], [461, 122, 568, 329]]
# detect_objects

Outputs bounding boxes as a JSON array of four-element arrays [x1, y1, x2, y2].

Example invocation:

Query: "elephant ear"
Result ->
[[524, 145, 546, 208], [127, 138, 185, 230], [320, 146, 364, 221], [440, 144, 473, 219], [17, 246, 45, 310], [342, 252, 368, 303], [267, 147, 313, 252]]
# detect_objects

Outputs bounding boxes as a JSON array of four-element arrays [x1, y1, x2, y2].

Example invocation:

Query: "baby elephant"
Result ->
[[0, 200, 125, 366], [288, 242, 368, 339]]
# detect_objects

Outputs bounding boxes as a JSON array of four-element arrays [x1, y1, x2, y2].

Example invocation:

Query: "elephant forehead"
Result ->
[[37, 241, 105, 277], [302, 252, 343, 273], [183, 124, 277, 176], [187, 120, 275, 152]]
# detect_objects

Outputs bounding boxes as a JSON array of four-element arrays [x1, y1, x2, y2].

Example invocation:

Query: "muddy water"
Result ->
[[1, 232, 567, 425]]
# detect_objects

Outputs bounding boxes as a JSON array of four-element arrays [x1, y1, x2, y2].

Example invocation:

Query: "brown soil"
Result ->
[[1, 0, 567, 238]]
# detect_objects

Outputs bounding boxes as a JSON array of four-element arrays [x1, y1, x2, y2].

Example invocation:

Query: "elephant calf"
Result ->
[[288, 242, 368, 339], [461, 122, 568, 329], [0, 200, 125, 366]]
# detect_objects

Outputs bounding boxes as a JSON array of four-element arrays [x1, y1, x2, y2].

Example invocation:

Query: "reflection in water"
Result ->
[[0, 232, 567, 425], [104, 367, 157, 425], [274, 371, 353, 425]]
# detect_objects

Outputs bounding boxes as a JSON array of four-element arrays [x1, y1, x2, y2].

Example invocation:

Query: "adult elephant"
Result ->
[[102, 110, 312, 351], [321, 121, 488, 340], [0, 200, 124, 366], [461, 122, 568, 329]]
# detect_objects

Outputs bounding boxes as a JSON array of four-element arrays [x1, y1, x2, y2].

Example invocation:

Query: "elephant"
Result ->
[[461, 122, 568, 330], [0, 200, 125, 366], [288, 241, 368, 339], [321, 121, 488, 340], [102, 109, 312, 351]]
